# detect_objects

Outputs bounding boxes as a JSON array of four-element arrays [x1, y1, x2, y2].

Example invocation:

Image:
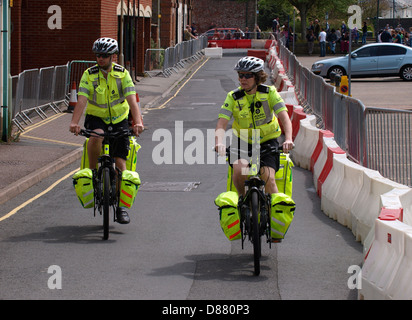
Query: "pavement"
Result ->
[[0, 56, 207, 205]]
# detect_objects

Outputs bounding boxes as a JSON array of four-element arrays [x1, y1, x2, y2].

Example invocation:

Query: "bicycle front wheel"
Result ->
[[102, 167, 111, 240], [251, 190, 261, 276]]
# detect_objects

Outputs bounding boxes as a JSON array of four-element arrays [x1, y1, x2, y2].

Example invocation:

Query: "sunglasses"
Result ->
[[238, 73, 254, 79], [96, 53, 111, 58]]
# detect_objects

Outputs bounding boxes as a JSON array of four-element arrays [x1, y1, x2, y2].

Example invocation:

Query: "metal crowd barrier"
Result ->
[[144, 36, 208, 77], [12, 65, 67, 131], [11, 60, 95, 131], [277, 37, 412, 187]]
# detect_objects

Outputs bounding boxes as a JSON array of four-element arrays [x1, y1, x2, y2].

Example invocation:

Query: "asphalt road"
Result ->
[[0, 52, 363, 302]]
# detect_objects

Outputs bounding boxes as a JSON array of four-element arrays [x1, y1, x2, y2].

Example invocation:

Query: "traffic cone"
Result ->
[[68, 81, 77, 112]]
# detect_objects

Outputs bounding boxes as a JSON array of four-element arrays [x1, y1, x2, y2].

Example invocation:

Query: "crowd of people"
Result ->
[[378, 24, 412, 47], [305, 19, 366, 56], [305, 19, 412, 57]]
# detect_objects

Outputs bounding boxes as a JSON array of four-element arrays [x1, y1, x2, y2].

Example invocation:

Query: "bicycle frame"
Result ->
[[80, 127, 131, 240], [94, 137, 121, 217], [242, 177, 271, 242], [230, 143, 282, 275]]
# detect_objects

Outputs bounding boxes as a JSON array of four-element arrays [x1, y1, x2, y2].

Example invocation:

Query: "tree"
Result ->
[[287, 0, 354, 40], [257, 0, 293, 31]]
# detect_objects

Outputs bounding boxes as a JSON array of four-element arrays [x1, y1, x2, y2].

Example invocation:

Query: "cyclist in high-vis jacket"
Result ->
[[215, 56, 293, 196], [69, 37, 144, 224]]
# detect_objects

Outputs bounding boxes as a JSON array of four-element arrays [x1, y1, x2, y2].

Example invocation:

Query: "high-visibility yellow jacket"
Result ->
[[78, 63, 136, 124], [218, 84, 287, 143]]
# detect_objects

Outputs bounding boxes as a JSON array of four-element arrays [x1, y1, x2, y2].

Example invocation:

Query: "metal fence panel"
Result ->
[[38, 66, 55, 107], [365, 108, 412, 187], [144, 36, 207, 78]]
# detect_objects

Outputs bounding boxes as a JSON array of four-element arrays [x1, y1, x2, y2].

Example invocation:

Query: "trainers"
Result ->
[[116, 207, 130, 224]]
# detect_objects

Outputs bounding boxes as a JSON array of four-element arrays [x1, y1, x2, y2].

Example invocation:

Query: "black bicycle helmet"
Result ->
[[92, 37, 119, 55], [234, 56, 264, 73]]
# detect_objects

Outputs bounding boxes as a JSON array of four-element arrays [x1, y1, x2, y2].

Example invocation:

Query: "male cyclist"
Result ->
[[215, 56, 293, 196], [69, 37, 144, 224]]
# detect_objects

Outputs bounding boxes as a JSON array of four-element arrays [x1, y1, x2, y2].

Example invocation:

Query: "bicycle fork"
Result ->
[[239, 189, 271, 250]]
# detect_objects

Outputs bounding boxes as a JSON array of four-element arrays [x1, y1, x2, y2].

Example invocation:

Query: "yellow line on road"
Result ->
[[22, 135, 83, 147], [0, 169, 78, 222], [150, 57, 210, 110], [21, 112, 66, 135]]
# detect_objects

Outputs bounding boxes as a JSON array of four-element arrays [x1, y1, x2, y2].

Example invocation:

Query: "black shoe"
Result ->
[[116, 207, 130, 224]]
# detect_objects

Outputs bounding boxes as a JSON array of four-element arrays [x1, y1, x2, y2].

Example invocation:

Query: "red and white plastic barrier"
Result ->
[[292, 115, 318, 170], [360, 207, 412, 300]]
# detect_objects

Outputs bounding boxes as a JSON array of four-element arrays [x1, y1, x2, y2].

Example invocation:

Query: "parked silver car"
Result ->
[[311, 43, 412, 81]]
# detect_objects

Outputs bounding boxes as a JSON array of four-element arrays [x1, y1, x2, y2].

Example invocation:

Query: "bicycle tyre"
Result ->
[[251, 190, 261, 276], [102, 167, 111, 240]]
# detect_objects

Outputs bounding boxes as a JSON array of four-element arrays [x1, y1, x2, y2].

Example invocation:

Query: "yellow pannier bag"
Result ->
[[126, 136, 141, 171], [275, 153, 294, 197], [215, 191, 241, 241], [72, 168, 94, 209], [119, 170, 141, 209], [270, 193, 295, 241]]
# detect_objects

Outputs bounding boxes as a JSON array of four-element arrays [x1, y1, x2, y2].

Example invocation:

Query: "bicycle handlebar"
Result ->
[[79, 128, 133, 139], [224, 144, 289, 157]]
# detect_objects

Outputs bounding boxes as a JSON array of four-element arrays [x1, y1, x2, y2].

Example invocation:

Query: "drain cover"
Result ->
[[140, 181, 200, 192]]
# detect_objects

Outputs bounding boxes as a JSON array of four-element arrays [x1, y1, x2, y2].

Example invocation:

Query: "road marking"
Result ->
[[150, 57, 210, 110], [0, 169, 78, 222], [21, 113, 66, 135], [19, 112, 83, 147], [22, 135, 83, 147]]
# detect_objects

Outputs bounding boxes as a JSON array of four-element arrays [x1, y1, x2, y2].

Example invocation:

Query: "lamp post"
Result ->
[[1, 0, 10, 142]]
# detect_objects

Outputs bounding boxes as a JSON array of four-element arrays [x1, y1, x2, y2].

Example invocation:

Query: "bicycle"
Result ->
[[79, 127, 133, 240], [228, 143, 285, 276]]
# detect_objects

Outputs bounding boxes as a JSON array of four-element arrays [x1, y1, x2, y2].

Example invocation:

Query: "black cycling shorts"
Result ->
[[84, 115, 129, 160], [228, 137, 280, 172]]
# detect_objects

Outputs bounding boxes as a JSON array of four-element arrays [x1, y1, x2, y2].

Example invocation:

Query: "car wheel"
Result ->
[[327, 66, 346, 79], [400, 65, 412, 81]]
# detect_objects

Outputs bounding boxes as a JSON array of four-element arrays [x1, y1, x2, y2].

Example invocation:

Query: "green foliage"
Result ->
[[257, 0, 293, 30]]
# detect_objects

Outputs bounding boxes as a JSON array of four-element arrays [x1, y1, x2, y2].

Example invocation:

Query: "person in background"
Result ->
[[380, 27, 392, 43], [362, 21, 368, 44], [318, 27, 327, 57], [306, 29, 315, 56], [328, 28, 338, 55]]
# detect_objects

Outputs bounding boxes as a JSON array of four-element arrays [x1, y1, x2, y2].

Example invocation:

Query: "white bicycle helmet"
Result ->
[[92, 37, 119, 55], [234, 56, 264, 73]]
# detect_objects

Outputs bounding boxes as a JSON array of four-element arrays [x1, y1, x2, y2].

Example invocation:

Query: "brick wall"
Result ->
[[13, 0, 101, 74], [11, 0, 153, 76], [192, 0, 255, 34]]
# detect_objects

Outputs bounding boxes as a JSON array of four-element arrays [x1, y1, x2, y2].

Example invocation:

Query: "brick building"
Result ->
[[157, 0, 194, 48], [10, 0, 194, 77], [192, 0, 256, 34]]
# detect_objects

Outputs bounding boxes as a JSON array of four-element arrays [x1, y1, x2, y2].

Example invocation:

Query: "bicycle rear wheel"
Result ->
[[102, 167, 111, 240], [251, 190, 261, 276]]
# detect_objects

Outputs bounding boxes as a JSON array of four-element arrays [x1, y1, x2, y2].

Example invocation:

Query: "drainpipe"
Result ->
[[1, 0, 10, 142], [119, 0, 125, 66]]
